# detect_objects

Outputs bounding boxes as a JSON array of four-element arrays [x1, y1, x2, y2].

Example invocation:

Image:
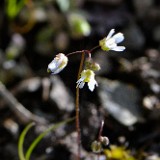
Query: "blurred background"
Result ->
[[0, 0, 160, 160]]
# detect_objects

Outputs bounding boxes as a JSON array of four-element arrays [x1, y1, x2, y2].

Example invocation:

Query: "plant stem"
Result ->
[[75, 52, 85, 160], [98, 120, 104, 141], [66, 51, 83, 57], [89, 45, 100, 53], [97, 120, 104, 160]]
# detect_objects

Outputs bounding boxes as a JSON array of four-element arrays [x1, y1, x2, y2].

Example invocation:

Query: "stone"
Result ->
[[124, 23, 145, 50], [50, 76, 74, 112], [97, 77, 142, 126], [133, 0, 153, 18]]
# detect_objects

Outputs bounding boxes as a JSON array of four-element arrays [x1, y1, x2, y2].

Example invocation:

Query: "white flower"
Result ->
[[47, 53, 68, 74], [76, 69, 98, 91], [99, 29, 125, 52]]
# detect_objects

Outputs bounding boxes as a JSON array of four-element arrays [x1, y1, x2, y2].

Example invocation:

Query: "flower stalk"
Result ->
[[75, 51, 85, 160]]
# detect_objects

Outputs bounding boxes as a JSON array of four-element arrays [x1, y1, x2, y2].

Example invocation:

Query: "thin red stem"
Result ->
[[97, 120, 104, 160], [75, 52, 85, 160], [66, 45, 100, 57], [89, 45, 100, 53], [66, 51, 83, 57], [98, 120, 104, 141]]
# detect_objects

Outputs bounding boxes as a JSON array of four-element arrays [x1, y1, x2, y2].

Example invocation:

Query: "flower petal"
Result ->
[[48, 60, 60, 74], [79, 82, 85, 88], [52, 68, 63, 74], [106, 39, 117, 49], [88, 79, 98, 91], [111, 46, 126, 52], [112, 33, 124, 43], [106, 29, 115, 40], [88, 82, 94, 91], [76, 77, 85, 89]]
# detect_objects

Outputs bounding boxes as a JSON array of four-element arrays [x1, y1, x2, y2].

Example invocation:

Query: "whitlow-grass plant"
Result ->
[[18, 29, 125, 160]]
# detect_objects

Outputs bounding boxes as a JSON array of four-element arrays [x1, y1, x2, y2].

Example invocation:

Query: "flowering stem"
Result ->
[[89, 45, 100, 53], [75, 51, 85, 160], [97, 120, 104, 160], [98, 120, 104, 141], [66, 45, 100, 58], [66, 51, 83, 57]]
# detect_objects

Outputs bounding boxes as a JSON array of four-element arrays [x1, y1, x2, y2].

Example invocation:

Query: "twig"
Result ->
[[0, 81, 47, 124]]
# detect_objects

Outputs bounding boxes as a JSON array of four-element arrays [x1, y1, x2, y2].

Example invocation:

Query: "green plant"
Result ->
[[18, 117, 75, 160], [6, 0, 26, 19], [18, 28, 125, 160], [48, 28, 125, 160]]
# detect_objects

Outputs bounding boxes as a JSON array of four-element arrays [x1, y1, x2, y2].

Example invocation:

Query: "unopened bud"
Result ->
[[91, 140, 103, 153], [47, 53, 68, 74], [92, 63, 101, 71], [99, 136, 109, 146], [85, 59, 101, 71]]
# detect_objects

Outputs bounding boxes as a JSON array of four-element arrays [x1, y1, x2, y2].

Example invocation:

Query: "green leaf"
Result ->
[[25, 117, 75, 160], [68, 13, 91, 38], [18, 122, 35, 160], [6, 0, 26, 19]]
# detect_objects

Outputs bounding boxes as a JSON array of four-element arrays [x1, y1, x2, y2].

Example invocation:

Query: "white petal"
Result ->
[[77, 77, 84, 84], [52, 67, 63, 74], [111, 46, 126, 52], [48, 60, 57, 71], [48, 56, 63, 74], [76, 77, 85, 89], [88, 79, 98, 91], [48, 59, 64, 74], [106, 29, 115, 40], [106, 39, 117, 49], [88, 82, 94, 91], [79, 82, 85, 88], [112, 33, 124, 44]]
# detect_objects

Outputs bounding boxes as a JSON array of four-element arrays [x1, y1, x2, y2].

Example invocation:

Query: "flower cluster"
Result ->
[[47, 29, 125, 91], [91, 136, 109, 153], [76, 58, 100, 91]]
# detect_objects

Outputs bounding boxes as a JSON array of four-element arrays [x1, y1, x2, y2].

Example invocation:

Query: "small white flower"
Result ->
[[47, 53, 68, 74], [76, 69, 98, 91], [99, 29, 125, 52]]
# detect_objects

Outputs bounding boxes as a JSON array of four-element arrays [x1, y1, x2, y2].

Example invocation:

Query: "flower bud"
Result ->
[[47, 53, 68, 74], [91, 63, 101, 71], [91, 140, 103, 153], [85, 59, 101, 71], [99, 136, 109, 146]]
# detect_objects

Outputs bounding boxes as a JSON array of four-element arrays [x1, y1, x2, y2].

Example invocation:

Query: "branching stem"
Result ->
[[66, 45, 100, 57], [89, 45, 100, 53], [67, 45, 100, 160]]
